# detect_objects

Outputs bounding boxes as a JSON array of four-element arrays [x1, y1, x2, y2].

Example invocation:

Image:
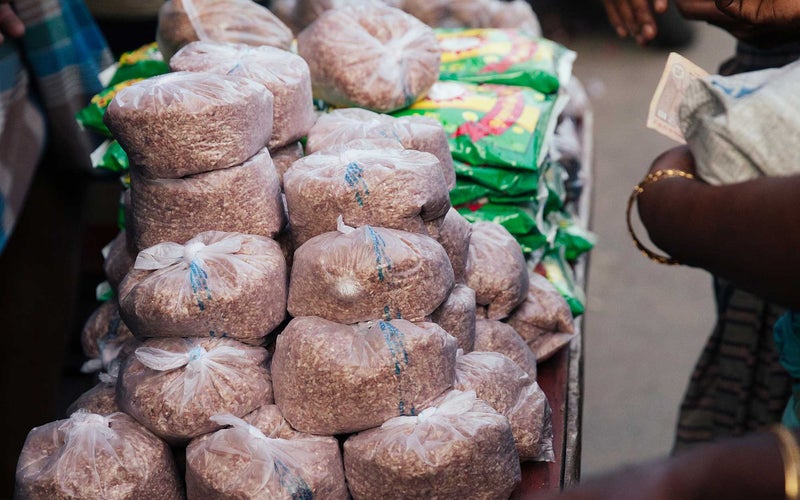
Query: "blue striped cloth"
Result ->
[[0, 0, 111, 254]]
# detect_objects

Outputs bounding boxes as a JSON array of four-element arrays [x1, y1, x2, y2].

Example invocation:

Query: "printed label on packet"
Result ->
[[647, 52, 709, 143]]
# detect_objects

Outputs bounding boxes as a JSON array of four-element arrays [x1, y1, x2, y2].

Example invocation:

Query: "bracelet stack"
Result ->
[[770, 424, 800, 500]]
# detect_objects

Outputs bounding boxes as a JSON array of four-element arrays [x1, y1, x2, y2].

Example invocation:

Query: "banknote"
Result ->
[[647, 52, 709, 143]]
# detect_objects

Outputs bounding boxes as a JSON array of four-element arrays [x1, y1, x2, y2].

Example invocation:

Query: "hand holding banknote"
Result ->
[[647, 52, 708, 143]]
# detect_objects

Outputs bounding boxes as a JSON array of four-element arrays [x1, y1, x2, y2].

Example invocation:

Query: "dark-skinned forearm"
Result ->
[[638, 174, 800, 310]]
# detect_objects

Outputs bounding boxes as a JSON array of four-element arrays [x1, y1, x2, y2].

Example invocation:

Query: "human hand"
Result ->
[[602, 0, 669, 44], [673, 0, 796, 45], [715, 0, 800, 27], [0, 1, 24, 44]]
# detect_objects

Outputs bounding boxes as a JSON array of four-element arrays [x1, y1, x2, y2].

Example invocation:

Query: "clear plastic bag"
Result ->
[[129, 149, 285, 251], [118, 337, 272, 443], [104, 71, 273, 179], [430, 284, 476, 352], [102, 231, 136, 292], [437, 207, 472, 283], [455, 350, 554, 461], [67, 367, 123, 417], [343, 390, 520, 500], [119, 231, 287, 343], [465, 221, 529, 320], [305, 108, 456, 188], [402, 0, 540, 35], [270, 141, 304, 189], [287, 223, 454, 324], [80, 300, 134, 360], [15, 411, 183, 499], [272, 316, 457, 434], [284, 142, 451, 246], [171, 41, 316, 149], [474, 318, 537, 380], [186, 413, 348, 499], [156, 0, 293, 61], [296, 4, 441, 112]]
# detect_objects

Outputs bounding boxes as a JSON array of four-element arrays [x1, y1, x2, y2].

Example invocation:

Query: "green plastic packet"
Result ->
[[108, 42, 170, 87], [536, 250, 586, 316], [451, 177, 540, 205], [457, 199, 541, 236], [96, 281, 114, 302], [75, 78, 144, 136], [394, 81, 565, 171], [549, 210, 597, 260], [90, 139, 130, 173], [542, 161, 568, 213], [453, 160, 540, 196], [437, 28, 576, 94]]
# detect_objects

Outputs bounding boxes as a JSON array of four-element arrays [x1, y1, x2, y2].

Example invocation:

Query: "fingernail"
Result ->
[[642, 25, 655, 39], [616, 27, 627, 37]]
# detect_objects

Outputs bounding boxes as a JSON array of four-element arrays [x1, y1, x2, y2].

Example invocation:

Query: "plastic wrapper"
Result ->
[[15, 412, 183, 499], [465, 221, 528, 319], [170, 41, 316, 149], [394, 81, 565, 171], [108, 42, 170, 87], [80, 300, 134, 360], [436, 207, 472, 283], [284, 142, 450, 246], [156, 0, 293, 62], [102, 231, 136, 292], [91, 139, 130, 173], [506, 270, 576, 362], [343, 390, 520, 500], [474, 318, 537, 380], [305, 108, 456, 188], [537, 250, 587, 316], [430, 284, 476, 352], [119, 231, 287, 343], [453, 159, 540, 196], [272, 316, 457, 434], [186, 414, 348, 499], [296, 4, 441, 112], [118, 337, 272, 443], [129, 149, 285, 250], [455, 351, 554, 461], [66, 368, 123, 417], [76, 78, 144, 137], [437, 29, 575, 94], [487, 0, 541, 34], [402, 0, 540, 35], [270, 141, 304, 188], [104, 71, 273, 179], [288, 223, 454, 324]]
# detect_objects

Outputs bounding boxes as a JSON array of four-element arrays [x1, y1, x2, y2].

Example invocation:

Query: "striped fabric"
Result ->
[[0, 0, 111, 254]]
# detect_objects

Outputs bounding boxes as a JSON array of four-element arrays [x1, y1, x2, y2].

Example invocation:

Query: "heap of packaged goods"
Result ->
[[19, 1, 591, 498]]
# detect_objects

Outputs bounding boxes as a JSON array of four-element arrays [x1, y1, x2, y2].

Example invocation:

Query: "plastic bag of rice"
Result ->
[[270, 141, 304, 188], [437, 207, 472, 283], [129, 149, 285, 251], [288, 223, 454, 324], [305, 108, 456, 188], [186, 413, 348, 499], [343, 390, 520, 499], [170, 41, 316, 149], [118, 337, 272, 443], [103, 231, 136, 292], [104, 71, 273, 179], [284, 141, 450, 246], [474, 318, 537, 380], [430, 284, 476, 352], [156, 0, 293, 61], [119, 231, 287, 343], [465, 221, 528, 319], [507, 270, 576, 362], [272, 316, 457, 434], [455, 350, 554, 461], [80, 300, 134, 360], [15, 411, 183, 499], [66, 368, 122, 417], [297, 4, 440, 112]]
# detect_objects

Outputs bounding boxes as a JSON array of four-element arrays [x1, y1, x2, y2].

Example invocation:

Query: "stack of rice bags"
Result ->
[[17, 2, 580, 498]]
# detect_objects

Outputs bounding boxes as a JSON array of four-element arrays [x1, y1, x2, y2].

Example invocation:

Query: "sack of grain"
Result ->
[[129, 149, 285, 251], [272, 316, 457, 434], [170, 42, 316, 149], [507, 270, 576, 362], [156, 0, 293, 61], [284, 143, 450, 246], [466, 221, 528, 320], [118, 337, 272, 443], [455, 351, 554, 461], [430, 284, 476, 352], [66, 369, 122, 417], [270, 141, 304, 188], [15, 411, 183, 499], [437, 207, 472, 283], [186, 414, 348, 499], [104, 71, 273, 179], [288, 223, 454, 323], [474, 318, 537, 380], [402, 0, 540, 35], [119, 231, 287, 343], [297, 4, 440, 112], [103, 231, 136, 292], [305, 108, 455, 188], [343, 390, 520, 499], [80, 300, 134, 360]]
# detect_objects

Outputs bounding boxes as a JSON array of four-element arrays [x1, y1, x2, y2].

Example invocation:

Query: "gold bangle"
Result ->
[[770, 424, 800, 500], [625, 169, 696, 266]]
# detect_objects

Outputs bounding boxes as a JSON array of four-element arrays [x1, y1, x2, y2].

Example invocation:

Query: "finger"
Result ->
[[0, 4, 24, 39], [616, 0, 644, 41], [603, 0, 630, 37], [653, 0, 669, 13], [630, 0, 659, 41], [714, 0, 742, 18]]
